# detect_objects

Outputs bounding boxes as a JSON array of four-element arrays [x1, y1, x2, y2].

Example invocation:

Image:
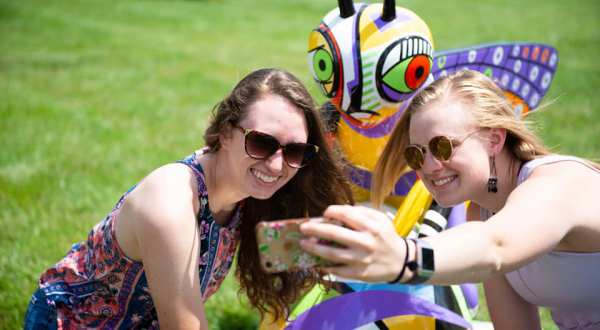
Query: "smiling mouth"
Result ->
[[251, 168, 278, 183], [432, 175, 457, 187]]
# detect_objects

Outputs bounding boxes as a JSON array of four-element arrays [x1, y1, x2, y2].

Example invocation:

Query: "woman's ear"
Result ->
[[488, 128, 507, 155], [219, 126, 234, 150]]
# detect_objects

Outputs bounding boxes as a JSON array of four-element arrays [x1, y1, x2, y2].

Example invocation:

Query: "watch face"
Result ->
[[421, 247, 435, 271]]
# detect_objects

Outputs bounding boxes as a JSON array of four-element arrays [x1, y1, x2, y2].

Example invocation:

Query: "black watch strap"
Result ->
[[405, 239, 435, 284]]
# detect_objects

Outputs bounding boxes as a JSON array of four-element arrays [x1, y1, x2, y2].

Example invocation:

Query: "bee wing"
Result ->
[[432, 43, 559, 115]]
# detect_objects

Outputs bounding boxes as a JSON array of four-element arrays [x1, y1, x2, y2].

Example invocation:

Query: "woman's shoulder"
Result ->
[[144, 163, 197, 194], [514, 155, 600, 219], [115, 162, 200, 261], [124, 163, 199, 225], [525, 154, 600, 182]]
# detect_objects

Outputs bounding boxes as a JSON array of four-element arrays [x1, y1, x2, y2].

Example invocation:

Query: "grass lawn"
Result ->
[[1, 1, 598, 329]]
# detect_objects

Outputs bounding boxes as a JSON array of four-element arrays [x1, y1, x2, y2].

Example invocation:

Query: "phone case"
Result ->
[[255, 217, 336, 273]]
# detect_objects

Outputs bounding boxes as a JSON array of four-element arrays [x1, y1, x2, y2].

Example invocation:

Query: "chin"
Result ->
[[433, 199, 456, 208], [432, 194, 463, 208], [249, 190, 277, 200], [252, 194, 275, 200]]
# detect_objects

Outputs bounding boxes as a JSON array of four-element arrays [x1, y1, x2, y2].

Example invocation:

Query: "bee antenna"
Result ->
[[338, 0, 355, 18], [382, 0, 396, 22]]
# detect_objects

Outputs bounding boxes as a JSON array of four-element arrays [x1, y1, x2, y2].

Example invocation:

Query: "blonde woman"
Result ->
[[300, 70, 600, 329]]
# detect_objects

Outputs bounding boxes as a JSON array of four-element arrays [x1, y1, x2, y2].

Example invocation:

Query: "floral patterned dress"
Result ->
[[37, 151, 241, 329]]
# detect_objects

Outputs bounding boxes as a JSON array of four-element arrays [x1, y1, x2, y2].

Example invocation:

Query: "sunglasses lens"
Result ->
[[430, 136, 453, 161], [245, 131, 279, 159], [283, 143, 318, 168], [404, 146, 424, 170], [243, 129, 318, 168]]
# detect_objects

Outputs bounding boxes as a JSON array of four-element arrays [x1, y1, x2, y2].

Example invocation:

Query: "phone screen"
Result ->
[[255, 217, 336, 273]]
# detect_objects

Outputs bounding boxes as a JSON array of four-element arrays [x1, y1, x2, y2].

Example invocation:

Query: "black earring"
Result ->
[[487, 156, 498, 193]]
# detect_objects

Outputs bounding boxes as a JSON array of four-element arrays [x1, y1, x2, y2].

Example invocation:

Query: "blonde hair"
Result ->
[[371, 70, 552, 207]]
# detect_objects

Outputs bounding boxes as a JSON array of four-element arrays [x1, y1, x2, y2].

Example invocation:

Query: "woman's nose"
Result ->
[[264, 149, 285, 172], [421, 150, 444, 173]]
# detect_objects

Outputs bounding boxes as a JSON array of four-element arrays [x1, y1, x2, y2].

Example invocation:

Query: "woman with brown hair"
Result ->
[[25, 68, 353, 329], [301, 70, 600, 329]]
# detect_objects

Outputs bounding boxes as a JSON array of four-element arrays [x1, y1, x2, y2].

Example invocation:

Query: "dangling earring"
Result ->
[[488, 156, 498, 193]]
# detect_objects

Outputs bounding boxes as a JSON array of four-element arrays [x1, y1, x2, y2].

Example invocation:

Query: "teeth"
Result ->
[[433, 176, 454, 187], [252, 169, 278, 183]]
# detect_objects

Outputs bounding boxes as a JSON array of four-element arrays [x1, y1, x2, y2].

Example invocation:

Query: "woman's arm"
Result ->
[[117, 164, 208, 329], [429, 165, 588, 283], [301, 163, 590, 284], [466, 203, 541, 329], [484, 275, 540, 330]]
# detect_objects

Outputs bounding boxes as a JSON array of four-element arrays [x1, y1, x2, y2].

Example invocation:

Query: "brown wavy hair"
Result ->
[[204, 68, 354, 320]]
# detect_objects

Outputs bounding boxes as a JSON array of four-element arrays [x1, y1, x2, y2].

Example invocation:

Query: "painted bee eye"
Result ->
[[376, 36, 433, 102], [383, 54, 430, 92], [312, 48, 334, 83], [308, 29, 340, 98]]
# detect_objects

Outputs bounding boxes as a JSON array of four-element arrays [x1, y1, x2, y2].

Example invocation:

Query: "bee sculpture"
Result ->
[[262, 1, 558, 328]]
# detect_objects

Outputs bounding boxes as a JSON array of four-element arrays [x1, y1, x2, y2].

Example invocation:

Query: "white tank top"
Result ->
[[483, 155, 600, 329]]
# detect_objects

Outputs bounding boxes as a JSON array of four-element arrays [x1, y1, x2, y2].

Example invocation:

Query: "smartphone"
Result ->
[[255, 217, 338, 273]]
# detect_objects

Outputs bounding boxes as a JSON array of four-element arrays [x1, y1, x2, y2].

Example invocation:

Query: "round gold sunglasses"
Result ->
[[404, 131, 480, 170]]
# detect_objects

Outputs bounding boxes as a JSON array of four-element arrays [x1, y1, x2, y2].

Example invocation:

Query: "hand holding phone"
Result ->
[[255, 217, 339, 273]]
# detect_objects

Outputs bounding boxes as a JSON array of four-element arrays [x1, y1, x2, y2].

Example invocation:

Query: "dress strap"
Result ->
[[177, 150, 206, 177], [517, 155, 599, 185], [177, 149, 243, 230], [176, 149, 210, 209]]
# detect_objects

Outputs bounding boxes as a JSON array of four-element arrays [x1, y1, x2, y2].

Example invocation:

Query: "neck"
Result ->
[[198, 151, 247, 224], [473, 150, 522, 214]]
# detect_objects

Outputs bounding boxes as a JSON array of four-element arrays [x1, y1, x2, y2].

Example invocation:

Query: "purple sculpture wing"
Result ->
[[287, 290, 471, 330], [432, 43, 559, 115]]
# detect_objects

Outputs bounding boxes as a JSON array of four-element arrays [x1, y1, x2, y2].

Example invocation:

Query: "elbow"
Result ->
[[487, 236, 505, 275]]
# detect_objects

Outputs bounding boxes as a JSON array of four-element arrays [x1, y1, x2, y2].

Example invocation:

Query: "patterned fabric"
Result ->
[[37, 150, 241, 329]]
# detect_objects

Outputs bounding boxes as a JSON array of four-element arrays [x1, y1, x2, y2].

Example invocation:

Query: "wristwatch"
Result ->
[[405, 239, 435, 284]]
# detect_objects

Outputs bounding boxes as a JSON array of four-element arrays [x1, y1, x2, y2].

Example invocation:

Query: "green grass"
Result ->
[[1, 1, 598, 329]]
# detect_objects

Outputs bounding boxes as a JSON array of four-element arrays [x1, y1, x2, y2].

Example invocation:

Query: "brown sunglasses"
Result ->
[[404, 131, 480, 170], [234, 125, 319, 169]]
